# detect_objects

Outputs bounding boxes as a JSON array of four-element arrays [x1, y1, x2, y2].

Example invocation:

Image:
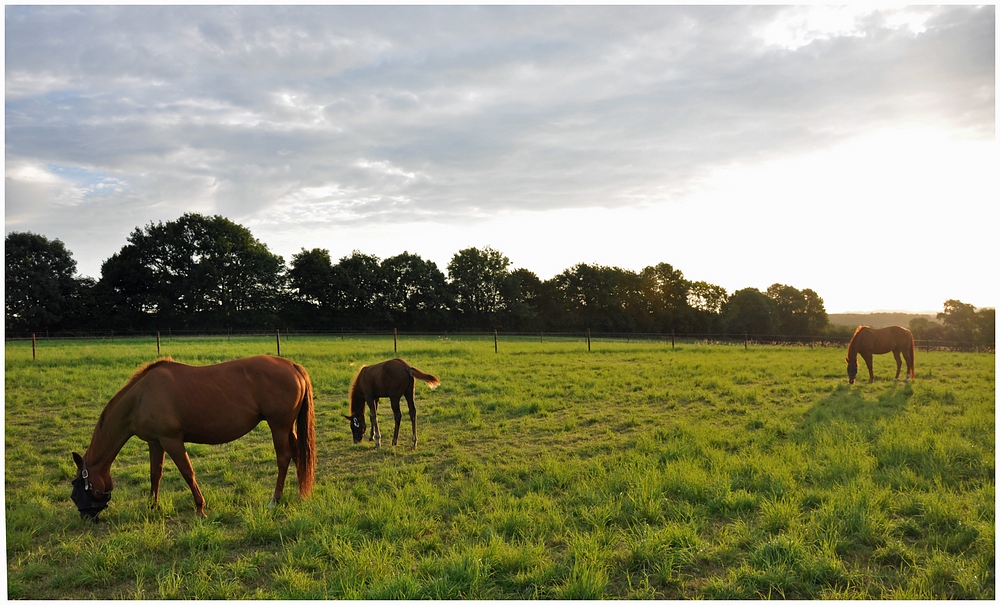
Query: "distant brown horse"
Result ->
[[846, 325, 915, 384], [71, 355, 315, 520], [345, 358, 439, 449]]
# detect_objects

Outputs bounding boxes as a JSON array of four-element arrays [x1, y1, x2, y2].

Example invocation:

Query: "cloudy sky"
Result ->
[[5, 5, 995, 313]]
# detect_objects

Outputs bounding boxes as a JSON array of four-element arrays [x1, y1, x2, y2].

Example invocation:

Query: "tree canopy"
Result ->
[[5, 232, 86, 332], [6, 215, 991, 349], [95, 214, 285, 330]]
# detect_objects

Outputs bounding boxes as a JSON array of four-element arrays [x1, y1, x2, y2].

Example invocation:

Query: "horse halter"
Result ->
[[349, 415, 364, 442], [71, 458, 112, 521], [846, 361, 858, 384]]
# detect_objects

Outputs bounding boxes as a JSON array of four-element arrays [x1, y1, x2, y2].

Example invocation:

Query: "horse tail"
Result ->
[[408, 366, 441, 389], [907, 329, 916, 380], [293, 364, 316, 498]]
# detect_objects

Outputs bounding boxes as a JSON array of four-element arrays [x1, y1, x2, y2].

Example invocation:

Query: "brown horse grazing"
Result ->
[[71, 355, 315, 520], [346, 358, 439, 450], [846, 325, 915, 384]]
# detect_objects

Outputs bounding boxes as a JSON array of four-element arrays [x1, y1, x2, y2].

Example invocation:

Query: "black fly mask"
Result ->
[[71, 459, 111, 521]]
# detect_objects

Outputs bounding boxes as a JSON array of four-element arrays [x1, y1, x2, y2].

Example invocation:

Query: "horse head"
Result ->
[[345, 414, 365, 444], [846, 359, 858, 384], [71, 452, 112, 521]]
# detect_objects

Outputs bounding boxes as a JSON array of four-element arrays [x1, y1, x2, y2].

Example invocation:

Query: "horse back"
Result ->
[[130, 355, 308, 445], [856, 326, 912, 355], [877, 326, 913, 353], [355, 358, 414, 399]]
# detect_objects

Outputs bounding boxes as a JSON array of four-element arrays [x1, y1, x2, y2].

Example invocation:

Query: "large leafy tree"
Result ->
[[765, 283, 829, 337], [723, 288, 780, 337], [639, 262, 691, 332], [908, 316, 946, 343], [688, 280, 729, 334], [332, 251, 388, 329], [501, 268, 544, 331], [288, 248, 340, 327], [550, 263, 641, 332], [381, 252, 451, 329], [974, 308, 995, 349], [937, 299, 978, 344], [447, 247, 511, 328], [5, 232, 87, 332], [937, 299, 995, 348], [688, 281, 729, 315], [98, 214, 285, 330]]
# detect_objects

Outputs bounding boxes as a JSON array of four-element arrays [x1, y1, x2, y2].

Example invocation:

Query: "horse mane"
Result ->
[[97, 357, 175, 430], [846, 325, 869, 358], [347, 365, 367, 416]]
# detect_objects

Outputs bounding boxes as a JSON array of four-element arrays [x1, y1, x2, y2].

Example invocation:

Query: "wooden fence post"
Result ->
[[587, 329, 591, 352], [494, 329, 499, 354], [157, 331, 161, 356], [276, 329, 281, 356], [394, 328, 398, 353], [32, 333, 36, 361]]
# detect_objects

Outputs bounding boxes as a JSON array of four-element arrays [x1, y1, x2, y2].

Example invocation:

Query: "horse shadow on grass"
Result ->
[[798, 382, 913, 439]]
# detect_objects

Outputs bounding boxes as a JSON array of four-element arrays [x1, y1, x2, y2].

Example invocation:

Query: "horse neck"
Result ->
[[350, 387, 366, 417], [85, 388, 138, 472]]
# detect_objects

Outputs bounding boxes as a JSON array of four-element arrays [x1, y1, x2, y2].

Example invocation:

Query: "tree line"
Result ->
[[5, 214, 994, 349]]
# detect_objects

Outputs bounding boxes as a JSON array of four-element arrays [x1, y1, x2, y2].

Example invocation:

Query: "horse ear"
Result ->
[[72, 452, 84, 470]]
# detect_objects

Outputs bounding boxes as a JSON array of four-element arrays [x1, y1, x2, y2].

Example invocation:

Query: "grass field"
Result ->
[[4, 335, 995, 599]]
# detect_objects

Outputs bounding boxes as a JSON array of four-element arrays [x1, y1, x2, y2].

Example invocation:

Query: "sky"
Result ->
[[4, 5, 996, 314]]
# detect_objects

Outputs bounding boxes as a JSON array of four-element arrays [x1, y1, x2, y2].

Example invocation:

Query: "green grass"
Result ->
[[5, 335, 995, 598]]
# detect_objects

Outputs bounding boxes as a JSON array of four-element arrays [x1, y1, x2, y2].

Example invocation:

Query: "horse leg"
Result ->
[[368, 398, 381, 448], [160, 438, 207, 517], [405, 391, 417, 450], [862, 353, 875, 383], [892, 351, 903, 382], [148, 441, 165, 509], [267, 422, 294, 508], [390, 396, 404, 446]]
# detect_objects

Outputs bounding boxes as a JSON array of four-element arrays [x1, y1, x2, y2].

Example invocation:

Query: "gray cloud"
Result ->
[[5, 5, 995, 299]]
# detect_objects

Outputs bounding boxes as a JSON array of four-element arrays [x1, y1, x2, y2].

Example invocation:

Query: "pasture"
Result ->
[[5, 335, 995, 599]]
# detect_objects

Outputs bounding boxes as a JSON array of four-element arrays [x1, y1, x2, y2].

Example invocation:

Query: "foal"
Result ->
[[346, 358, 439, 449]]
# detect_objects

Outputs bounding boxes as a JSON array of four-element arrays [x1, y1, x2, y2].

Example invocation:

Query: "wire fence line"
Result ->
[[5, 328, 993, 355]]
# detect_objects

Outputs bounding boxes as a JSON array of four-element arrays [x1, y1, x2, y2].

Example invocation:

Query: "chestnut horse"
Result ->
[[71, 355, 315, 520], [846, 325, 915, 384], [345, 358, 439, 449]]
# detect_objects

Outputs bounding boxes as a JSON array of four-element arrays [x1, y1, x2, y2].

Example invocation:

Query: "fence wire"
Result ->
[[4, 328, 993, 354]]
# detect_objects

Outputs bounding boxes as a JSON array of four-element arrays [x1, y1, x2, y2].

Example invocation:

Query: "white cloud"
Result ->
[[756, 5, 938, 51]]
